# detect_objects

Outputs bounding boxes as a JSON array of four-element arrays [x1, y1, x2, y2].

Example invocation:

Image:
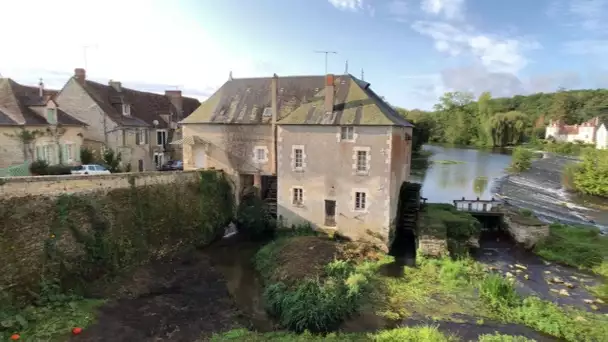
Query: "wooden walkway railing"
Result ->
[[453, 197, 503, 214]]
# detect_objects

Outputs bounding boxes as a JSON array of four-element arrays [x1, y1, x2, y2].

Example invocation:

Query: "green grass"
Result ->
[[534, 223, 608, 300], [0, 299, 104, 341], [367, 255, 608, 342], [254, 236, 380, 333], [211, 328, 541, 342], [372, 257, 488, 321]]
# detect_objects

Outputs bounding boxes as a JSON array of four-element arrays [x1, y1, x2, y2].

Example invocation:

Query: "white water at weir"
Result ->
[[495, 154, 608, 233]]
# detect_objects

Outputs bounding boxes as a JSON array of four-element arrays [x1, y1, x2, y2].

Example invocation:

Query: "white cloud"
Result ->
[[328, 0, 364, 11], [412, 21, 538, 74], [421, 0, 465, 20], [0, 0, 268, 100]]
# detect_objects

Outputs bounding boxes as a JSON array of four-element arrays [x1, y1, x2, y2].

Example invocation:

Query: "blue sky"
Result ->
[[1, 0, 607, 110]]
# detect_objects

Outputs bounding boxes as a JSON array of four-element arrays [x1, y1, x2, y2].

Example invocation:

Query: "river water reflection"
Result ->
[[411, 145, 511, 203]]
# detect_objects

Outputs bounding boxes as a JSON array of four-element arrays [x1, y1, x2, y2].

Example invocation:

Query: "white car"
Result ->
[[71, 164, 111, 175]]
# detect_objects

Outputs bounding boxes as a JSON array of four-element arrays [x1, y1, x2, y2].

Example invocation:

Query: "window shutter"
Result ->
[[75, 145, 80, 161], [36, 146, 42, 160], [144, 130, 148, 144], [136, 131, 141, 145]]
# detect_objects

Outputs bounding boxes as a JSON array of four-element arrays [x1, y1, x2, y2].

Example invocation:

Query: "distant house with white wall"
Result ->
[[55, 68, 200, 171], [545, 117, 600, 144], [596, 122, 608, 149]]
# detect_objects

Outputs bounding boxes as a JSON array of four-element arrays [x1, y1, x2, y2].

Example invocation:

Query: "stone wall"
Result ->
[[418, 235, 449, 258], [0, 171, 235, 304], [503, 214, 550, 249], [0, 171, 198, 198]]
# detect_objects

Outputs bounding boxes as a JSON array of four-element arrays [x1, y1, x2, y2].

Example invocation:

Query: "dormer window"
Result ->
[[46, 108, 56, 124], [122, 104, 131, 116]]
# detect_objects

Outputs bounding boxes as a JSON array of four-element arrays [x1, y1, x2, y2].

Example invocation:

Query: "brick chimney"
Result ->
[[165, 90, 183, 119], [324, 74, 335, 114], [74, 68, 86, 84], [38, 78, 44, 98], [109, 80, 122, 92]]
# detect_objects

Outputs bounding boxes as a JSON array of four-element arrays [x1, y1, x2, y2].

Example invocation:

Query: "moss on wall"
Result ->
[[0, 170, 235, 305]]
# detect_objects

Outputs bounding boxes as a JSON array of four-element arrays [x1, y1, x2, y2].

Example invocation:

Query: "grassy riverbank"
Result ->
[[211, 327, 536, 342]]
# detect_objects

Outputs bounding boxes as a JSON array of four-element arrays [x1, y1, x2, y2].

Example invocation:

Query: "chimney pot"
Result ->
[[324, 74, 335, 113], [38, 78, 44, 98], [109, 80, 122, 92], [74, 68, 86, 84]]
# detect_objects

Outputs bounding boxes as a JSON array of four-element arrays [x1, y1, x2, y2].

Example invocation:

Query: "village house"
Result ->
[[545, 117, 600, 145], [596, 121, 608, 149], [0, 78, 86, 171], [55, 68, 200, 171], [179, 73, 413, 245]]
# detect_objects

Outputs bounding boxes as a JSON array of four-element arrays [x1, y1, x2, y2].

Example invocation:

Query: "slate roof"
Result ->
[[182, 74, 412, 127], [0, 78, 86, 126], [79, 80, 201, 129]]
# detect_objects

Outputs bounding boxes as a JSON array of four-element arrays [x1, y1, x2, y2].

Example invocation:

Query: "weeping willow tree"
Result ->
[[489, 111, 528, 147]]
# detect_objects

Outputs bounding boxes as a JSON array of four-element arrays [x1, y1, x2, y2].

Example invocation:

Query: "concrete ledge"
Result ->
[[0, 171, 201, 198]]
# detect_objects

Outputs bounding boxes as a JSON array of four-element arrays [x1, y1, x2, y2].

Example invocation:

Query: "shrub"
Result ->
[[479, 274, 520, 312], [509, 147, 533, 172], [29, 159, 49, 175], [255, 238, 370, 333], [566, 149, 608, 197], [80, 148, 95, 165], [236, 187, 274, 240], [45, 165, 72, 175]]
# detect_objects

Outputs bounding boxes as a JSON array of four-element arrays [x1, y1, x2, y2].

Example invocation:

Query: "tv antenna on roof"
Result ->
[[81, 44, 98, 70], [314, 50, 337, 74]]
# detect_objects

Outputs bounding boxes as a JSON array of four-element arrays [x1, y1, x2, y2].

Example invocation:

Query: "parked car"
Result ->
[[71, 164, 111, 175], [159, 160, 183, 171]]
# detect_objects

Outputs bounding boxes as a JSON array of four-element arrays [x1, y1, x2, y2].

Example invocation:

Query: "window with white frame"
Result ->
[[292, 187, 303, 206], [294, 148, 303, 169], [356, 150, 368, 172], [122, 104, 131, 116], [156, 129, 167, 146], [340, 126, 354, 141], [255, 147, 267, 162], [354, 191, 367, 211], [136, 129, 148, 145]]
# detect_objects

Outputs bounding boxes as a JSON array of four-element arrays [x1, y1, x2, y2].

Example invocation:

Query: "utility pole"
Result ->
[[314, 51, 337, 74]]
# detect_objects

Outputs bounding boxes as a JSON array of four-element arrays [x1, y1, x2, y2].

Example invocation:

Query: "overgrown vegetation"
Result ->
[[420, 204, 481, 257], [534, 223, 608, 299], [370, 255, 608, 342], [533, 140, 595, 156], [509, 147, 534, 172], [236, 187, 274, 240], [254, 234, 380, 333], [396, 89, 608, 148], [211, 326, 463, 342], [0, 170, 235, 304], [0, 279, 103, 341], [561, 149, 608, 197]]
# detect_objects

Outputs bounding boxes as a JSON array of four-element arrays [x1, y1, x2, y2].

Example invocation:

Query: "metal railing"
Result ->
[[0, 162, 31, 177]]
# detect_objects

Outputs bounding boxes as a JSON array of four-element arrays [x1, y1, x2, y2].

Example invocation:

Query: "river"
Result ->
[[413, 145, 608, 232]]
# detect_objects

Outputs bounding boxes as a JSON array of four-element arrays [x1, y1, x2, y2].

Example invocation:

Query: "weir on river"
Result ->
[[414, 145, 608, 233]]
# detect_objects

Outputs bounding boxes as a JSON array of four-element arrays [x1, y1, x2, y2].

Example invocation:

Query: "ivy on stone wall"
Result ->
[[0, 170, 235, 305]]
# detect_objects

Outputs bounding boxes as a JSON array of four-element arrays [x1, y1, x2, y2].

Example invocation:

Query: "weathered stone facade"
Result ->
[[503, 214, 550, 249]]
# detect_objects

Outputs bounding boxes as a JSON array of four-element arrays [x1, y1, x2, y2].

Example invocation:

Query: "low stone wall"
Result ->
[[503, 214, 550, 249], [0, 171, 198, 198], [0, 171, 235, 304], [418, 235, 449, 257]]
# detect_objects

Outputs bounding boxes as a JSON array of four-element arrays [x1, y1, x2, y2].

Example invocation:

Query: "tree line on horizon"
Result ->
[[398, 88, 608, 149]]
